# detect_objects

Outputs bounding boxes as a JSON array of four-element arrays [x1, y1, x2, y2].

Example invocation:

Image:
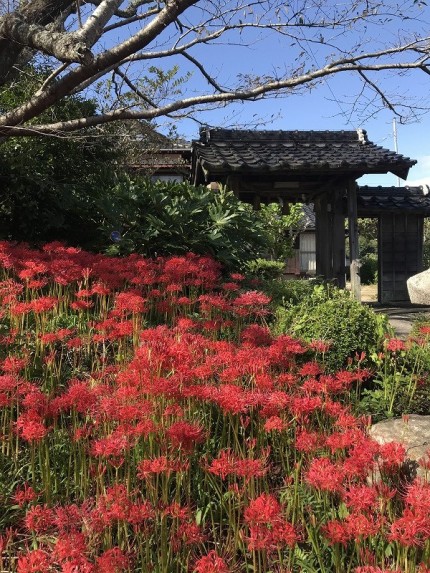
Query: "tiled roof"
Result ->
[[300, 203, 316, 229], [193, 128, 416, 180], [358, 186, 430, 215]]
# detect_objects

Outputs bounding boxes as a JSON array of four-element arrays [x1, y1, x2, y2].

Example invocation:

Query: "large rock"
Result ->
[[407, 268, 430, 305], [370, 415, 430, 479]]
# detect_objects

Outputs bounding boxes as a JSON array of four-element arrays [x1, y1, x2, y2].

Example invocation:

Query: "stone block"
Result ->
[[407, 268, 430, 305], [370, 414, 430, 480]]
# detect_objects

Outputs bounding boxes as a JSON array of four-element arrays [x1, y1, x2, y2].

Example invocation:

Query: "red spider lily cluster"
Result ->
[[0, 241, 429, 572]]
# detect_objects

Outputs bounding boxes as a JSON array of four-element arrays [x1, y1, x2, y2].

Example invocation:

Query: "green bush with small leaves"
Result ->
[[273, 284, 390, 371]]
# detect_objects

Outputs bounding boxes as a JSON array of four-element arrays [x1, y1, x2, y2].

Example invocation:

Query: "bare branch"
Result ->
[[356, 69, 401, 118], [114, 68, 158, 108], [180, 51, 228, 93], [75, 0, 123, 46]]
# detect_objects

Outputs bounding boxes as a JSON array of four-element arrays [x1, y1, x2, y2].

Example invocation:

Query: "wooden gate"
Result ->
[[378, 214, 424, 303]]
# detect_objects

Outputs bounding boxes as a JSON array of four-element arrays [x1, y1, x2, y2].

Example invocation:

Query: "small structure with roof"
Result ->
[[191, 127, 428, 302]]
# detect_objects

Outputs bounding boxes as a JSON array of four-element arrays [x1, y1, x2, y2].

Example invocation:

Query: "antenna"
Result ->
[[392, 118, 401, 187]]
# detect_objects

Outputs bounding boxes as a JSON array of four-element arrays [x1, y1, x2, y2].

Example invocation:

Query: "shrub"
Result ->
[[102, 178, 267, 270], [360, 253, 378, 285], [246, 258, 285, 280], [273, 284, 390, 371]]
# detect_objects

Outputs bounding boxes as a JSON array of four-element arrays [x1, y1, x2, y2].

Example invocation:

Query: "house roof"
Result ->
[[358, 186, 430, 215], [193, 128, 416, 181]]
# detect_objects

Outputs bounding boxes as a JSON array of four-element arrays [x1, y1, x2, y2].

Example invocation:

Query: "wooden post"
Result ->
[[332, 188, 346, 288], [347, 179, 361, 301], [315, 194, 331, 278]]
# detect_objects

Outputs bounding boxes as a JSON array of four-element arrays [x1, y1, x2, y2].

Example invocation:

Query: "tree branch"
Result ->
[[0, 14, 93, 64], [2, 52, 430, 136], [0, 0, 198, 127], [75, 0, 123, 46]]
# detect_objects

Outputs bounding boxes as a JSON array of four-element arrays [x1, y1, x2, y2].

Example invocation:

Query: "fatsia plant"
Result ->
[[101, 177, 268, 269]]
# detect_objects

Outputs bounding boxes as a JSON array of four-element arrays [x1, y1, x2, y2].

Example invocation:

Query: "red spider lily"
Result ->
[[299, 362, 322, 377], [0, 374, 22, 399], [205, 448, 269, 480], [230, 273, 245, 281], [17, 548, 52, 573], [13, 483, 38, 507], [305, 457, 345, 493], [194, 550, 229, 573], [95, 547, 130, 573], [222, 282, 240, 292], [342, 438, 380, 480], [378, 441, 406, 469], [21, 388, 50, 416], [232, 290, 271, 307], [354, 565, 402, 573], [404, 480, 430, 515], [24, 505, 55, 534], [345, 512, 383, 539], [388, 508, 430, 547], [166, 421, 206, 453], [325, 428, 365, 453], [385, 338, 406, 352], [113, 291, 146, 315], [295, 429, 323, 453], [90, 431, 130, 459], [127, 500, 155, 526], [29, 296, 59, 314], [162, 502, 192, 520], [321, 519, 350, 546], [342, 484, 378, 512], [75, 288, 92, 298], [171, 520, 206, 551], [264, 416, 287, 432], [9, 301, 32, 316], [198, 294, 232, 314], [259, 391, 290, 418], [70, 300, 94, 311], [212, 384, 251, 415], [53, 503, 90, 533], [240, 324, 273, 347], [1, 355, 29, 374], [16, 411, 48, 442], [290, 395, 323, 419], [94, 485, 132, 525], [268, 335, 307, 365], [243, 493, 298, 551], [39, 328, 74, 345], [60, 380, 98, 414], [137, 456, 188, 479], [53, 532, 89, 565], [309, 339, 332, 353]]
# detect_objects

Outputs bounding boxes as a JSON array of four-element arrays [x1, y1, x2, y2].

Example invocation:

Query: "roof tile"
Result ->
[[193, 128, 416, 180]]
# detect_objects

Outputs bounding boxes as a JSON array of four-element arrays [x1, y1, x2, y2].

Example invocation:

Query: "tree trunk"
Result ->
[[0, 0, 74, 84]]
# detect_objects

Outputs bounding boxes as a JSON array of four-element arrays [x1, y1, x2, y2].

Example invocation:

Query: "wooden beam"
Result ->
[[347, 180, 361, 301]]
